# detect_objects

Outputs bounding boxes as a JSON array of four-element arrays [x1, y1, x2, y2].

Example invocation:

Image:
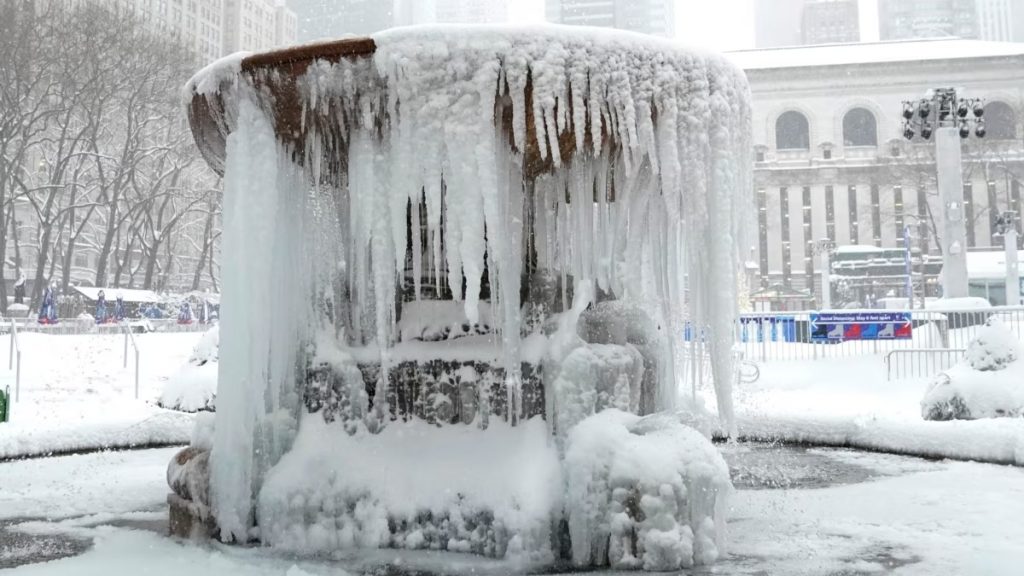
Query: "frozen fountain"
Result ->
[[169, 25, 752, 571]]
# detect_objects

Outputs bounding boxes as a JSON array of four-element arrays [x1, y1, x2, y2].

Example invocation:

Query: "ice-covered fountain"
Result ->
[[170, 25, 752, 571]]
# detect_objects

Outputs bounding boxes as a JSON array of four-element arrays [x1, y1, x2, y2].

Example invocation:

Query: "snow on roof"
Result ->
[[964, 250, 1024, 281], [72, 286, 162, 303], [727, 38, 1024, 71]]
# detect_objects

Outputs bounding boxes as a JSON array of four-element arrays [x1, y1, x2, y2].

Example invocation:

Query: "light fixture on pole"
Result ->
[[900, 88, 986, 299]]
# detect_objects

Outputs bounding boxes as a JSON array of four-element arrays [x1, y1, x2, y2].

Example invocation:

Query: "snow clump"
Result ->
[[922, 319, 1024, 420], [159, 325, 219, 412]]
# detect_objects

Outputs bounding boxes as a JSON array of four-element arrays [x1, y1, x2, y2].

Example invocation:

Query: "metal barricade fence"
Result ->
[[884, 348, 965, 381], [734, 306, 1024, 364]]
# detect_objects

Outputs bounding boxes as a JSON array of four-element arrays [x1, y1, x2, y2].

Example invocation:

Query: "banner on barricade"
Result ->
[[810, 311, 912, 342]]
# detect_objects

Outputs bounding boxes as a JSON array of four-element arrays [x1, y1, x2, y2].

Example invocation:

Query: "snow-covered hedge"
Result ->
[[159, 325, 219, 412], [922, 319, 1024, 420]]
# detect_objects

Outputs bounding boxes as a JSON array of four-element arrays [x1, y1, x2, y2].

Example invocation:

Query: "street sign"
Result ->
[[810, 312, 912, 342]]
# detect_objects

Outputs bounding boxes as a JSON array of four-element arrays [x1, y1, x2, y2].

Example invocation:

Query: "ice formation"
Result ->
[[564, 410, 731, 570], [188, 24, 751, 567]]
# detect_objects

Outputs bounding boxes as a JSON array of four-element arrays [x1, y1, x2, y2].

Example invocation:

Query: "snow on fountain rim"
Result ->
[[259, 413, 562, 521], [184, 23, 743, 100]]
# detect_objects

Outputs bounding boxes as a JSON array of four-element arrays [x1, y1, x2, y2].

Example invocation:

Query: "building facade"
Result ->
[[877, 0, 979, 40], [434, 0, 507, 23], [730, 39, 1024, 307], [222, 0, 296, 53], [546, 0, 675, 37], [976, 0, 1014, 41], [289, 0, 395, 40], [802, 0, 861, 44], [754, 0, 808, 47]]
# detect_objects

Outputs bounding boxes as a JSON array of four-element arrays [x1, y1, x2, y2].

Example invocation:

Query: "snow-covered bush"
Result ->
[[563, 410, 732, 570], [922, 319, 1024, 420], [159, 325, 219, 412]]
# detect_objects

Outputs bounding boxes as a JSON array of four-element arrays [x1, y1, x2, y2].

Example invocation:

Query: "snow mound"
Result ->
[[257, 415, 561, 561], [563, 410, 731, 570], [922, 319, 1024, 420], [159, 326, 219, 412]]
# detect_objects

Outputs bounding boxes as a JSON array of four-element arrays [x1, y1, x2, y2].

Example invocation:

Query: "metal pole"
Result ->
[[819, 249, 831, 310], [134, 347, 140, 400], [1005, 225, 1020, 306], [935, 126, 969, 298], [8, 321, 12, 370], [16, 350, 21, 403], [123, 329, 128, 369], [904, 225, 914, 309]]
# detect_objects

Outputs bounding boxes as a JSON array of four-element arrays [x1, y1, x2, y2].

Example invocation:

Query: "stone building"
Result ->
[[729, 38, 1024, 307]]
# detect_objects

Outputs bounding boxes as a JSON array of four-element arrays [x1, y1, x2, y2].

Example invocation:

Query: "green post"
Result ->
[[0, 386, 8, 423]]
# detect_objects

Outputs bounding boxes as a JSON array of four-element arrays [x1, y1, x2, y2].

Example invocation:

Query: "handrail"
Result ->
[[9, 319, 21, 403], [122, 322, 141, 399]]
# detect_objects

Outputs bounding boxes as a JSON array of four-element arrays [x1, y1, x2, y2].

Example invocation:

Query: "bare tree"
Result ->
[[1, 1, 223, 311]]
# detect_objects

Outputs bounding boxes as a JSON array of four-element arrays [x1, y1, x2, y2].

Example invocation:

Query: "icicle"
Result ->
[[411, 190, 423, 300]]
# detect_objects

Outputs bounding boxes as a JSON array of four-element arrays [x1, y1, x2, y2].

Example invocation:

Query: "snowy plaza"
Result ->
[[4, 1, 1024, 575]]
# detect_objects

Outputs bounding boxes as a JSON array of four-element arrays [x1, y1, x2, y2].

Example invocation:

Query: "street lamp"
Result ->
[[899, 88, 986, 299]]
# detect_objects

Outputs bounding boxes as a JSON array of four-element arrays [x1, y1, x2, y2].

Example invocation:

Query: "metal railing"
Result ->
[[8, 320, 21, 403], [734, 306, 1024, 363], [0, 318, 210, 336], [885, 348, 965, 381], [122, 323, 141, 399]]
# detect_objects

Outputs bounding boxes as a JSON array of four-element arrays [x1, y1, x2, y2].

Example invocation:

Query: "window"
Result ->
[[983, 101, 1016, 140], [842, 108, 877, 147], [775, 111, 810, 150], [823, 148, 832, 159], [75, 254, 89, 268]]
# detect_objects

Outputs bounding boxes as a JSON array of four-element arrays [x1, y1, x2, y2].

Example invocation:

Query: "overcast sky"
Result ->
[[508, 0, 757, 52]]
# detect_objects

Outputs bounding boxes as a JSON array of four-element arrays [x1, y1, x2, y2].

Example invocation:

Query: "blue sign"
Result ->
[[810, 311, 912, 342]]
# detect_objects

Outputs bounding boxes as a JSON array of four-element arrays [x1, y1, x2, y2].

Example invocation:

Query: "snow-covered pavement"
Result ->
[[701, 355, 1024, 465], [3, 445, 1023, 575], [0, 332, 201, 459]]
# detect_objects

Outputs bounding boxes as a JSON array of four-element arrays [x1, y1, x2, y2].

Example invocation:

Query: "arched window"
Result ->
[[983, 101, 1017, 140], [776, 111, 810, 150], [842, 107, 877, 147]]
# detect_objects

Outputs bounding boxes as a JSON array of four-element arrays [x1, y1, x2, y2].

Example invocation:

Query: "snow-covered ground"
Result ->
[[701, 353, 1024, 465], [3, 446, 1023, 574], [0, 332, 201, 459]]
